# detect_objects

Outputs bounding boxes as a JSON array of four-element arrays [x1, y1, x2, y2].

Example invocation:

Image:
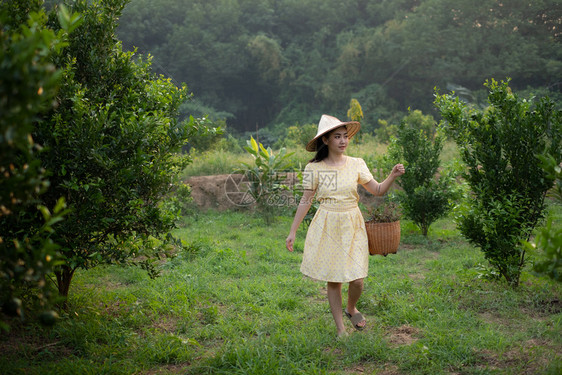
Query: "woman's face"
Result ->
[[322, 126, 349, 155]]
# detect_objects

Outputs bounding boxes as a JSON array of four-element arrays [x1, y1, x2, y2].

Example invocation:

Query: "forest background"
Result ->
[[117, 0, 562, 144]]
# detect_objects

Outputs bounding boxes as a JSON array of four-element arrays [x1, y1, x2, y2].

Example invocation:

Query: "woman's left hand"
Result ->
[[391, 163, 405, 177]]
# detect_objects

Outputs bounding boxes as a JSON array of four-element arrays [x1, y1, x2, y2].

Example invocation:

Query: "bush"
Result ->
[[402, 109, 437, 135], [388, 111, 459, 236], [183, 117, 225, 153], [435, 78, 562, 286]]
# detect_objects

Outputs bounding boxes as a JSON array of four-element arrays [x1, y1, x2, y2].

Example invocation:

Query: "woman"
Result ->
[[286, 114, 405, 337]]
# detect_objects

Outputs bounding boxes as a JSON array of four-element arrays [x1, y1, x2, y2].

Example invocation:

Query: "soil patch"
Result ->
[[386, 325, 420, 346], [142, 364, 190, 374]]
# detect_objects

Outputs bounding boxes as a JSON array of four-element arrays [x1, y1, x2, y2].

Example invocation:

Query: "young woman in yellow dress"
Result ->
[[286, 114, 405, 338]]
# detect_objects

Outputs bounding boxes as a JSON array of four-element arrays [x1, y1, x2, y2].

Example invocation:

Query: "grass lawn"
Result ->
[[1, 205, 561, 374]]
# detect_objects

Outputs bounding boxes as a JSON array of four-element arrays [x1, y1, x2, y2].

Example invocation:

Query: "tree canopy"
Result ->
[[117, 0, 561, 134], [1, 0, 213, 309], [0, 0, 77, 321]]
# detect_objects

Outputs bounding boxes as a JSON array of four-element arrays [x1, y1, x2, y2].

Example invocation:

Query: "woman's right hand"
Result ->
[[391, 163, 405, 178], [286, 233, 296, 252]]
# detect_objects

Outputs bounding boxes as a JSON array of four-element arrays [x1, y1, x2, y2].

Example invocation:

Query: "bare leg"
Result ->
[[346, 278, 365, 329], [327, 282, 346, 336]]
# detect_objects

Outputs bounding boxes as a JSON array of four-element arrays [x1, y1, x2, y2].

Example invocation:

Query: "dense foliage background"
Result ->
[[117, 0, 561, 139]]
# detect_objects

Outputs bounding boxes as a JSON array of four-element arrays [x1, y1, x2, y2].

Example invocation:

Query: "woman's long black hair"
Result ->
[[309, 126, 347, 163], [309, 139, 329, 163]]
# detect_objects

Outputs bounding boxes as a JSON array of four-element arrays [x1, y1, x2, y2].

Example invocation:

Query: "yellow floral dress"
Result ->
[[300, 156, 374, 282]]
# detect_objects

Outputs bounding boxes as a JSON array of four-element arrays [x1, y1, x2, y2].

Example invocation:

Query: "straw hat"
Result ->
[[305, 114, 361, 152]]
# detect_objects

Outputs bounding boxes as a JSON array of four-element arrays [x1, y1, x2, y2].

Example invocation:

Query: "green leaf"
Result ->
[[259, 143, 269, 158], [243, 146, 257, 156], [38, 205, 51, 222], [53, 197, 67, 214], [57, 4, 70, 30], [250, 136, 259, 153]]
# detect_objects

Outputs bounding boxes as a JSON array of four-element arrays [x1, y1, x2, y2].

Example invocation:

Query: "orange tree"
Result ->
[[0, 1, 81, 324], [435, 79, 562, 286], [26, 0, 212, 304]]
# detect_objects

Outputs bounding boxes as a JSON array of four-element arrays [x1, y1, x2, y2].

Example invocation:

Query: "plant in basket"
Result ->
[[364, 199, 402, 256]]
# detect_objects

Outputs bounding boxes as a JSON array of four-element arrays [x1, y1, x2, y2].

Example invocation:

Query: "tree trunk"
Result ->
[[501, 264, 521, 288], [421, 223, 429, 237], [55, 265, 75, 310]]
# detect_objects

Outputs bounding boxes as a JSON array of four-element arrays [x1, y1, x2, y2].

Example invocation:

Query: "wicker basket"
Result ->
[[365, 220, 401, 256]]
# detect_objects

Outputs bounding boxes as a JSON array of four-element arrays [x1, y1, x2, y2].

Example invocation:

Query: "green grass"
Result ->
[[181, 148, 253, 178], [2, 205, 561, 375]]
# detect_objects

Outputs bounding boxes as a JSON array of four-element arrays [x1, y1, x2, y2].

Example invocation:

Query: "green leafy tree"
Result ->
[[388, 110, 459, 236], [26, 0, 212, 303], [435, 78, 562, 286], [347, 98, 364, 122], [0, 1, 81, 325], [347, 98, 364, 143]]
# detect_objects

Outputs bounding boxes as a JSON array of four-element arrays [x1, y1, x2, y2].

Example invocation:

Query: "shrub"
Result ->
[[435, 78, 562, 286], [402, 109, 437, 135], [388, 111, 459, 236], [184, 117, 225, 153]]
